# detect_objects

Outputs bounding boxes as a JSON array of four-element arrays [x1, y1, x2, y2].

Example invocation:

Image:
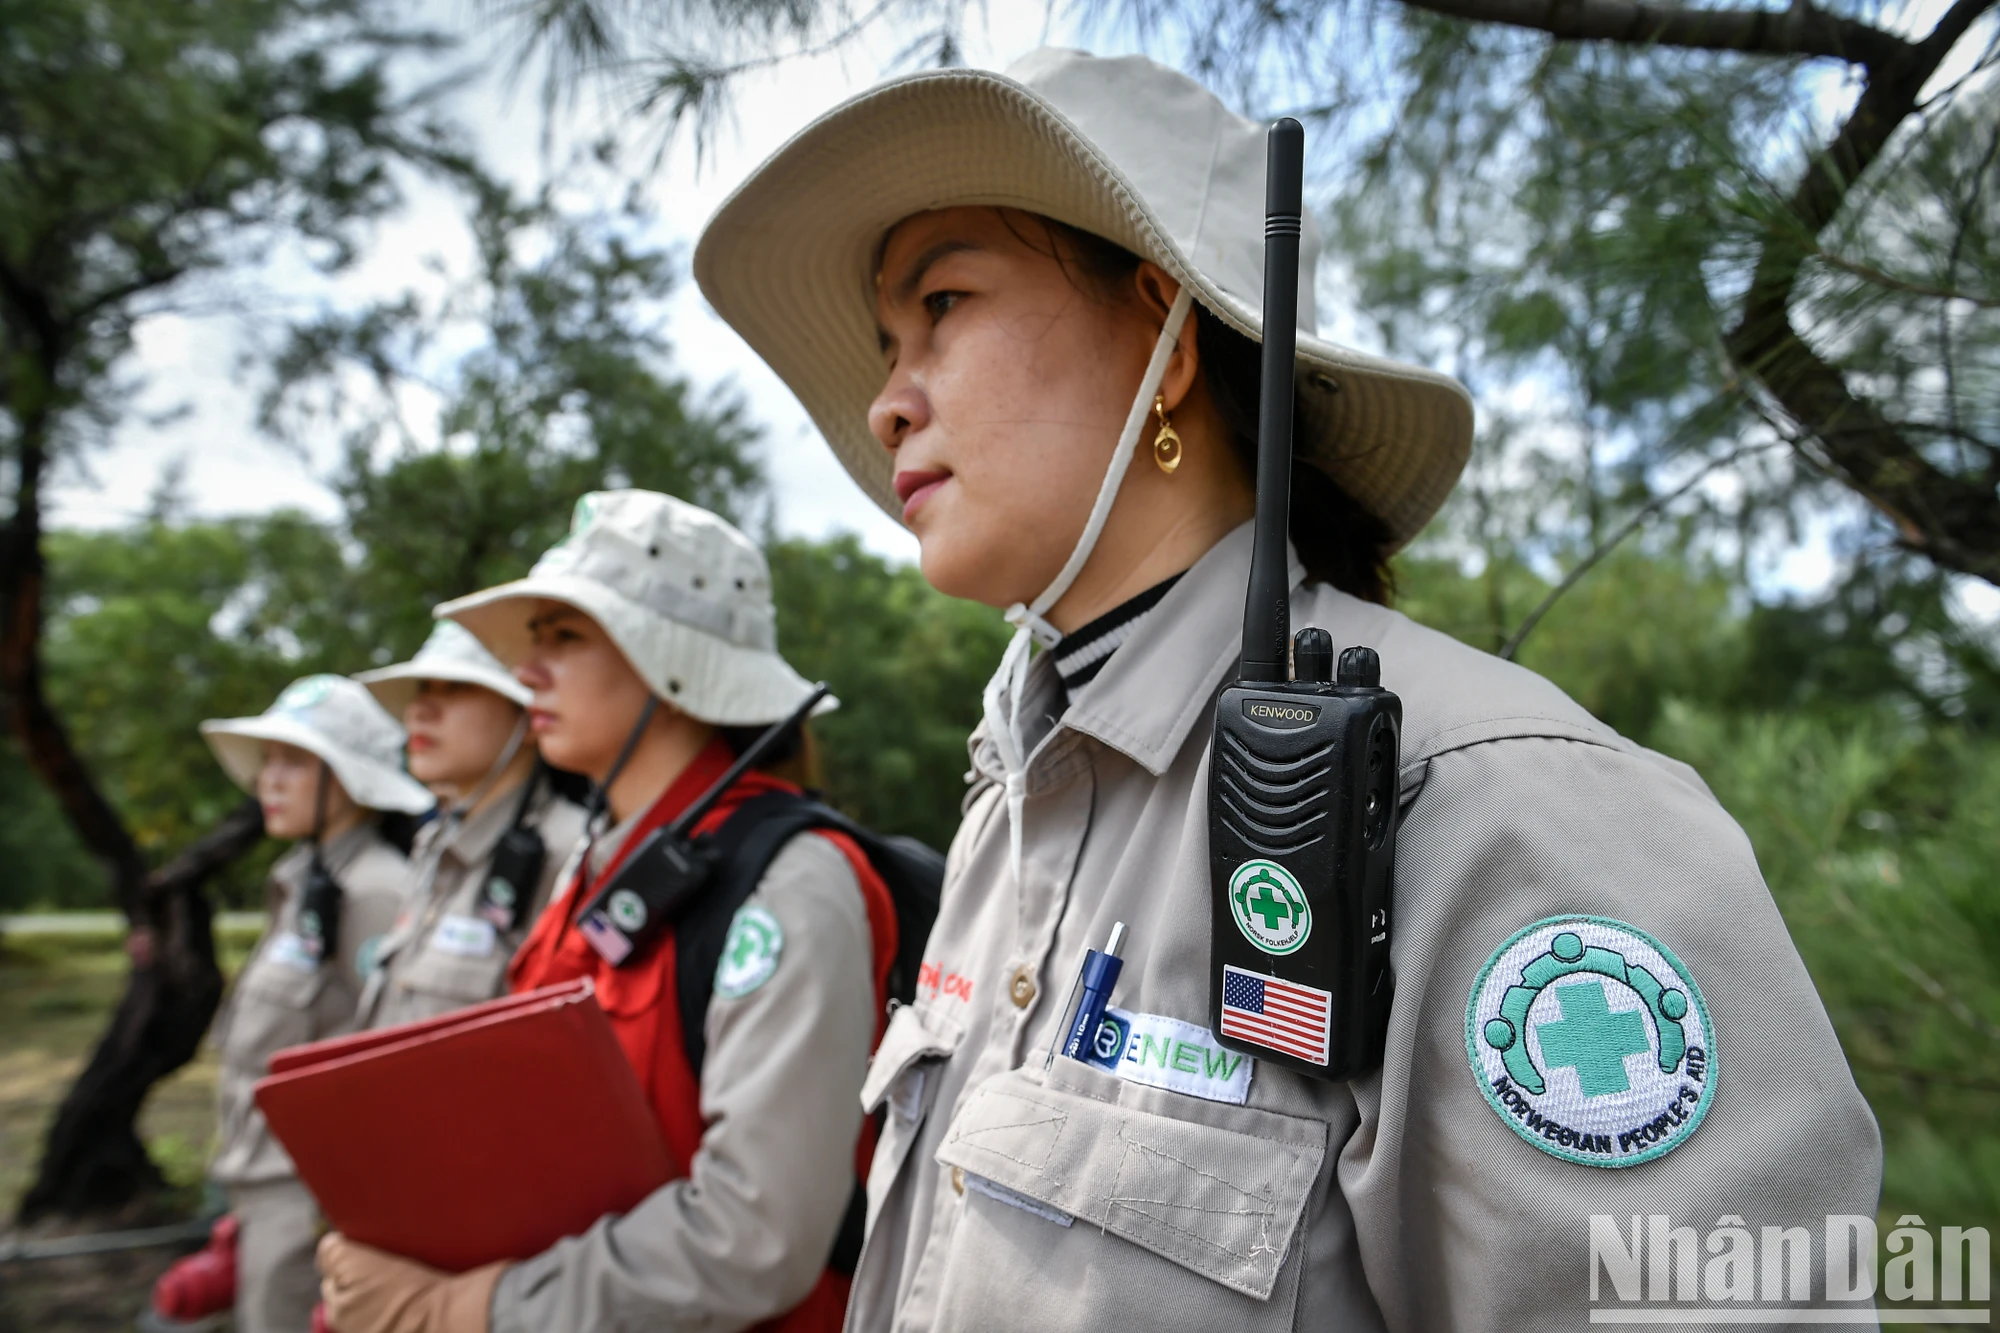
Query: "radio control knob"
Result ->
[[1293, 627, 1333, 683], [1337, 646, 1381, 688]]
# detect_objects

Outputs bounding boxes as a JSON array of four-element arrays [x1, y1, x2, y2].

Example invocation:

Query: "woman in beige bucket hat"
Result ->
[[692, 47, 1879, 1333], [350, 619, 589, 1033], [318, 490, 902, 1333], [184, 674, 430, 1333]]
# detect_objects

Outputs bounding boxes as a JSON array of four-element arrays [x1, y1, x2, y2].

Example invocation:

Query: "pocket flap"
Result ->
[[861, 1002, 962, 1115], [935, 1063, 1325, 1301]]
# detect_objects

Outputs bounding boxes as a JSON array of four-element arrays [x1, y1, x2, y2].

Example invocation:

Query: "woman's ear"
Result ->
[[1133, 261, 1199, 411]]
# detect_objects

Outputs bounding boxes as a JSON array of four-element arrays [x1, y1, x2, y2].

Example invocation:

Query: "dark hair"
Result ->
[[718, 719, 821, 789], [1017, 214, 1395, 604]]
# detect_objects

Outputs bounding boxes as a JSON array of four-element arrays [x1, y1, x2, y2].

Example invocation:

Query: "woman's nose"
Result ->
[[868, 378, 930, 452], [515, 657, 550, 691]]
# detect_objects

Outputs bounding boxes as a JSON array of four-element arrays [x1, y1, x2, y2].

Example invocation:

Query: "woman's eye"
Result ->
[[923, 290, 964, 321]]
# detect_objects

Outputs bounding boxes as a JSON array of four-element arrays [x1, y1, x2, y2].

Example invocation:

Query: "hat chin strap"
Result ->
[[981, 287, 1194, 889]]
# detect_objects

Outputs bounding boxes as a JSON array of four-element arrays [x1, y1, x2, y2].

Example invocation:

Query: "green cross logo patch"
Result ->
[[607, 888, 647, 932], [714, 905, 784, 1000], [1466, 916, 1714, 1167], [275, 676, 336, 715], [1228, 859, 1312, 955]]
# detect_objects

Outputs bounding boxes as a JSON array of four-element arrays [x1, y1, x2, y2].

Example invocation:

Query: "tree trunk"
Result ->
[[2, 416, 265, 1221], [17, 801, 265, 1221]]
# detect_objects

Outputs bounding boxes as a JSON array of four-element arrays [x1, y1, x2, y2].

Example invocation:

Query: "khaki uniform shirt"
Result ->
[[847, 521, 1880, 1333], [490, 802, 877, 1333], [357, 779, 586, 1031], [212, 825, 410, 1187]]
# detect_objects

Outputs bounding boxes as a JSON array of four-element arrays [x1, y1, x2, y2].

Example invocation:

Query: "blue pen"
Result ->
[[1051, 922, 1127, 1066]]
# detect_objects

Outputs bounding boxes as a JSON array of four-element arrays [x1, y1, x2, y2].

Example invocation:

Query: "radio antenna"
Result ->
[[1240, 117, 1304, 684]]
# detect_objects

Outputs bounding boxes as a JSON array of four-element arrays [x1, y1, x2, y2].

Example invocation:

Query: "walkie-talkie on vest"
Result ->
[[576, 684, 830, 967], [299, 760, 343, 967], [1206, 119, 1399, 1082]]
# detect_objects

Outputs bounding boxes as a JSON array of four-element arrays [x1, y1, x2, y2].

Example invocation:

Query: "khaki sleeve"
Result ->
[[335, 843, 412, 989], [1336, 736, 1881, 1330], [492, 832, 875, 1333]]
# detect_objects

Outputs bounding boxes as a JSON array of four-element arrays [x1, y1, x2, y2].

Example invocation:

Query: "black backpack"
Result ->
[[670, 790, 944, 1276]]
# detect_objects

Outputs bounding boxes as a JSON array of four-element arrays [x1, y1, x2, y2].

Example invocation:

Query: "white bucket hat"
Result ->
[[354, 619, 533, 716], [693, 46, 1475, 549], [436, 490, 830, 727], [200, 674, 435, 815]]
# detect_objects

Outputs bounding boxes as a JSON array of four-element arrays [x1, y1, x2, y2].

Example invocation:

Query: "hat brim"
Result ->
[[353, 660, 534, 717], [436, 575, 836, 728], [693, 66, 1473, 549], [198, 715, 435, 815]]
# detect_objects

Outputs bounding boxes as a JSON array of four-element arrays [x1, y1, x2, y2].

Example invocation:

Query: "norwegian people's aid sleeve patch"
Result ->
[[714, 905, 784, 1000], [1466, 916, 1713, 1168]]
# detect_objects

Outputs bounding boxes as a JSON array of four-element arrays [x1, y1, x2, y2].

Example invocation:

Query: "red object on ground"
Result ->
[[253, 978, 671, 1274], [151, 1214, 239, 1319]]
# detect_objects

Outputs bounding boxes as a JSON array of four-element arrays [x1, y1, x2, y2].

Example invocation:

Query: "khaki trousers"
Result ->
[[227, 1178, 321, 1333]]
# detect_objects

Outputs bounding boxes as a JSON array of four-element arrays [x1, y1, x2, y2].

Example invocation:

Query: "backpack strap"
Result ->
[[670, 788, 870, 1276]]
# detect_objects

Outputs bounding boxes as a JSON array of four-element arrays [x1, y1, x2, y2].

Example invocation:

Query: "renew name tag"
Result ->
[[266, 931, 320, 973], [429, 913, 498, 959], [1081, 1007, 1254, 1105]]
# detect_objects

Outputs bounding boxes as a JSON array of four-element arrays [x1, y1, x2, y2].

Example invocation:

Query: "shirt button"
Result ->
[[1008, 967, 1036, 1008], [951, 1166, 965, 1196]]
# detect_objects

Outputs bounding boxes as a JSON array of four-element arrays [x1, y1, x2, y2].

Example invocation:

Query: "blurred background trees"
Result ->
[[4, 0, 1994, 1239]]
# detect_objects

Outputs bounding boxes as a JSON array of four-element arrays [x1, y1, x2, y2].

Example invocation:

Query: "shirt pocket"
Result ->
[[861, 1002, 964, 1225], [223, 945, 330, 1077], [931, 1059, 1325, 1324], [389, 919, 512, 1011]]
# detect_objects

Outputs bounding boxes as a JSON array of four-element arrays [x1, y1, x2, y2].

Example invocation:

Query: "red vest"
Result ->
[[510, 740, 897, 1331]]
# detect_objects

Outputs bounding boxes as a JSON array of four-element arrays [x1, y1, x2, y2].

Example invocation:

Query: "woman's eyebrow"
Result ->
[[889, 238, 982, 304]]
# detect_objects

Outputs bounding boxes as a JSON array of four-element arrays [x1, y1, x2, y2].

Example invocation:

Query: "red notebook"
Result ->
[[254, 979, 673, 1273]]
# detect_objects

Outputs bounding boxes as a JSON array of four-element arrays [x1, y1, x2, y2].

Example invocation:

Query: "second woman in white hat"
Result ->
[[351, 620, 588, 1030], [316, 490, 899, 1333]]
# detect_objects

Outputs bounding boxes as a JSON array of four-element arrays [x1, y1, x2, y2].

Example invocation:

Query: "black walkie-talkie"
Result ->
[[1207, 119, 1400, 1082]]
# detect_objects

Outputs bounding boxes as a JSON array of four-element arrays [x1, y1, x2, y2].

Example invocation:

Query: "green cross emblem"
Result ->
[[1227, 859, 1312, 954], [714, 905, 784, 999], [1244, 872, 1299, 931], [1535, 980, 1652, 1097]]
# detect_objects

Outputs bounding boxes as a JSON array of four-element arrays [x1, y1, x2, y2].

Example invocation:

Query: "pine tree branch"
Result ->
[[1723, 0, 2000, 583], [1390, 0, 1912, 68]]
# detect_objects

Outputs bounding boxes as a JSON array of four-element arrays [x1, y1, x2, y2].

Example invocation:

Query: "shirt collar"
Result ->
[[973, 520, 1305, 782], [430, 774, 533, 867]]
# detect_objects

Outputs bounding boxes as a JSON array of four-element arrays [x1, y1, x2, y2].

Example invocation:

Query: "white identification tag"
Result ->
[[266, 931, 319, 973], [430, 914, 498, 959], [963, 1172, 1073, 1227], [1080, 1007, 1255, 1105]]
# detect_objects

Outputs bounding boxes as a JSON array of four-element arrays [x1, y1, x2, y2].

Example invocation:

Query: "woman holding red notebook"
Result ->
[[316, 489, 897, 1333]]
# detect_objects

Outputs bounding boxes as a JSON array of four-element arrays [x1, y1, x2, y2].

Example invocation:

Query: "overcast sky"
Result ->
[[40, 1, 2000, 628], [45, 3, 1088, 562]]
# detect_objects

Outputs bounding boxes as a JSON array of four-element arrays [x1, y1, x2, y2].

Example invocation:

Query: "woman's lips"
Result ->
[[406, 734, 436, 753], [894, 469, 950, 523], [528, 708, 557, 734]]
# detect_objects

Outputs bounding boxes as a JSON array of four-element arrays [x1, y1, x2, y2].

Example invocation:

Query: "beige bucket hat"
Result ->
[[354, 619, 533, 716], [200, 674, 435, 815], [694, 46, 1475, 548], [436, 490, 831, 727]]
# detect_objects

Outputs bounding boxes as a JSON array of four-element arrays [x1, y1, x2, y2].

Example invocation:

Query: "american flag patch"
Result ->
[[1220, 965, 1332, 1064], [578, 911, 634, 965]]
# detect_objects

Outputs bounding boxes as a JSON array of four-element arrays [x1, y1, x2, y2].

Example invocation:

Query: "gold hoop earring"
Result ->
[[1152, 395, 1183, 475]]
